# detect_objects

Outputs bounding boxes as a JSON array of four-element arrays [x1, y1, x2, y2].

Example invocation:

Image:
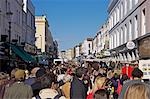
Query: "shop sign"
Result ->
[[103, 51, 111, 56], [139, 60, 150, 79], [126, 41, 135, 50]]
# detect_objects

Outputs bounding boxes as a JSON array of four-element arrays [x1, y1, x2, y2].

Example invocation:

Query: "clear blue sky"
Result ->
[[32, 0, 109, 51]]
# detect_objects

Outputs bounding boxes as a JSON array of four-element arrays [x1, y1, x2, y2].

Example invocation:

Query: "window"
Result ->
[[6, 2, 11, 21], [124, 24, 127, 43], [8, 2, 10, 11], [88, 43, 90, 48], [120, 27, 123, 44], [110, 35, 112, 49], [134, 15, 138, 39], [111, 36, 113, 49], [141, 9, 146, 35], [0, 14, 1, 26], [88, 50, 90, 55], [5, 0, 7, 12], [114, 11, 116, 25], [113, 13, 115, 26], [32, 16, 35, 28], [114, 32, 117, 48], [124, 0, 127, 15], [19, 11, 20, 25], [16, 10, 19, 24], [129, 0, 132, 10], [111, 16, 113, 28], [109, 37, 111, 49], [129, 20, 132, 40], [109, 18, 111, 30], [116, 30, 119, 46], [108, 18, 110, 30], [5, 29, 7, 36], [121, 3, 123, 19], [19, 36, 20, 43], [117, 7, 120, 22]]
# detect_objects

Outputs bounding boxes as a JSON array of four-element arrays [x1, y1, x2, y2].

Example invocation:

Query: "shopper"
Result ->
[[3, 69, 33, 99]]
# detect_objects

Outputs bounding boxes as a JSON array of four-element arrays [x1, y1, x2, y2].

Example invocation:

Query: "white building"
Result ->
[[92, 34, 98, 55], [92, 23, 109, 58], [35, 15, 54, 55], [99, 23, 109, 51], [65, 48, 74, 60], [108, 0, 150, 62], [75, 45, 80, 58], [81, 38, 93, 57]]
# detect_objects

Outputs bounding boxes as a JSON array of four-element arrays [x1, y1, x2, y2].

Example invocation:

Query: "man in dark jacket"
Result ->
[[31, 68, 46, 96], [70, 67, 87, 99]]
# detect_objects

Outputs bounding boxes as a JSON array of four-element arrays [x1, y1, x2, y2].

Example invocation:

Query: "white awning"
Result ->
[[83, 58, 111, 62]]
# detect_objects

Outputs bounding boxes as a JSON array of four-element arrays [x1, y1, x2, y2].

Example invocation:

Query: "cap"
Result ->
[[15, 69, 25, 80]]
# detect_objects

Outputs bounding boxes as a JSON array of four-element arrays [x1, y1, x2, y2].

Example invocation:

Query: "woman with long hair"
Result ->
[[124, 83, 150, 99], [86, 76, 107, 99]]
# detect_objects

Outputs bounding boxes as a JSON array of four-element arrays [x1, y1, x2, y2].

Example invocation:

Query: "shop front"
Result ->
[[109, 40, 139, 63]]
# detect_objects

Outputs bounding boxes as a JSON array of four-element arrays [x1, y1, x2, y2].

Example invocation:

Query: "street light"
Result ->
[[6, 11, 13, 67]]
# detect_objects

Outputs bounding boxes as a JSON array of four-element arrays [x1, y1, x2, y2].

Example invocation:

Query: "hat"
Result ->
[[39, 89, 58, 99], [36, 68, 46, 78], [15, 69, 25, 79]]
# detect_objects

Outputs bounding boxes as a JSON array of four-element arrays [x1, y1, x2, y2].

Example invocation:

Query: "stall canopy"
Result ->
[[83, 58, 111, 62], [9, 43, 36, 63]]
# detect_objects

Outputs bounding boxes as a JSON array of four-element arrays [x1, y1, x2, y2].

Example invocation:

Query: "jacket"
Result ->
[[70, 76, 86, 99]]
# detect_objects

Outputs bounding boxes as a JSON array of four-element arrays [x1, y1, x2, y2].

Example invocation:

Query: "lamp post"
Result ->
[[6, 11, 13, 67]]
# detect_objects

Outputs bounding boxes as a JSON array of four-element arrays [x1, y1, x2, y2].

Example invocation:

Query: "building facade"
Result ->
[[23, 0, 36, 54], [0, 0, 36, 71], [53, 40, 59, 59], [92, 34, 98, 55], [108, 0, 150, 62], [75, 45, 80, 58], [35, 15, 54, 54], [0, 0, 36, 50], [0, 0, 23, 43], [92, 23, 109, 58], [65, 48, 74, 60], [81, 38, 93, 57]]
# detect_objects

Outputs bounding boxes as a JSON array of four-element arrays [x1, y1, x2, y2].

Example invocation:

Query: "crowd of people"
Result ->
[[0, 61, 150, 99]]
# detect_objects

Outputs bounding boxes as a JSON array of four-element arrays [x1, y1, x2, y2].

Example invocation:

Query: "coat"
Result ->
[[70, 76, 86, 99], [3, 82, 33, 99]]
